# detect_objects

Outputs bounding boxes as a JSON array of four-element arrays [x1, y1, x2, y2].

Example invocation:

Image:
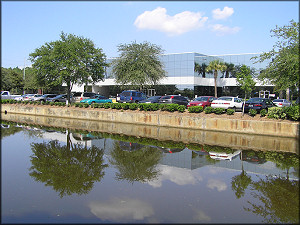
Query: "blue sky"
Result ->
[[1, 1, 299, 68]]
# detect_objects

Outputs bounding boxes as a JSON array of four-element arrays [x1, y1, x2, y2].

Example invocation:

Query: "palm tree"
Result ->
[[194, 62, 208, 78], [224, 63, 235, 78], [206, 60, 227, 97]]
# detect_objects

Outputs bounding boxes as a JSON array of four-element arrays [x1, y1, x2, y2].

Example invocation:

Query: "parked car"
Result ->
[[272, 99, 292, 107], [48, 94, 73, 103], [23, 94, 42, 101], [72, 92, 97, 103], [158, 95, 189, 106], [32, 94, 58, 102], [1, 91, 21, 100], [139, 96, 162, 103], [211, 96, 243, 111], [187, 96, 217, 109], [80, 95, 112, 105], [116, 90, 147, 103], [244, 97, 275, 112], [14, 94, 28, 101], [209, 150, 241, 161]]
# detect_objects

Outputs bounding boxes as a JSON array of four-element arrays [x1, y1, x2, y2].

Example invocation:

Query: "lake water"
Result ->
[[1, 119, 299, 224]]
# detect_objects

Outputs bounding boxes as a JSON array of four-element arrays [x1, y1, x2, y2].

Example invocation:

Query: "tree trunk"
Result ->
[[286, 88, 290, 100], [214, 70, 218, 98]]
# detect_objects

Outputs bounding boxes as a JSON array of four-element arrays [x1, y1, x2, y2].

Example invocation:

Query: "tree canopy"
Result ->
[[206, 60, 227, 97], [29, 32, 107, 103], [254, 20, 299, 94], [111, 41, 166, 90]]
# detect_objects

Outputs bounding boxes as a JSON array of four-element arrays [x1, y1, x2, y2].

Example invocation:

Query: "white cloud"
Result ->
[[207, 179, 227, 192], [147, 165, 203, 187], [210, 24, 240, 36], [89, 197, 154, 222], [193, 209, 211, 222], [212, 6, 234, 20], [134, 7, 208, 36]]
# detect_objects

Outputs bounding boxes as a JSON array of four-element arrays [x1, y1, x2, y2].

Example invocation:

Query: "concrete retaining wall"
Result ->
[[1, 104, 299, 138]]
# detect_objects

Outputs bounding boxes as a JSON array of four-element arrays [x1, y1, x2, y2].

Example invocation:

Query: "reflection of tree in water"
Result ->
[[245, 175, 299, 224], [29, 137, 108, 198], [231, 151, 252, 199], [109, 142, 163, 184]]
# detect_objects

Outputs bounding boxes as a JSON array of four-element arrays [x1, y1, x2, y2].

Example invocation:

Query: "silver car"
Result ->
[[32, 94, 58, 102], [273, 99, 292, 107]]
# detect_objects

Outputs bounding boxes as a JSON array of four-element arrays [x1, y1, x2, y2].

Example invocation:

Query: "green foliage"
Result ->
[[1, 67, 24, 94], [260, 109, 268, 117], [29, 140, 108, 197], [177, 105, 186, 113], [188, 106, 203, 113], [226, 108, 235, 115], [204, 106, 214, 114], [214, 108, 225, 114], [111, 41, 166, 89], [267, 107, 287, 119], [129, 103, 139, 110], [121, 103, 130, 110], [103, 103, 112, 109], [159, 104, 168, 111], [206, 60, 227, 97], [285, 105, 300, 121], [29, 31, 107, 102], [254, 20, 299, 92], [249, 109, 257, 116], [166, 104, 178, 112]]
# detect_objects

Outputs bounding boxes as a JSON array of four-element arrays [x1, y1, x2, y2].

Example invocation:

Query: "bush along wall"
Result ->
[[1, 99, 299, 121]]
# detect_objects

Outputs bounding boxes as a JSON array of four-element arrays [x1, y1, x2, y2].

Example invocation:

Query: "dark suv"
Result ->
[[116, 90, 147, 103], [158, 95, 189, 107]]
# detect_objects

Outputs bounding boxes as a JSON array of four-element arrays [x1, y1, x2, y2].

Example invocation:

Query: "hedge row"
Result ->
[[1, 99, 299, 121]]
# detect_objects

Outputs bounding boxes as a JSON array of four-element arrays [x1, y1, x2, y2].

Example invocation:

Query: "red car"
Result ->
[[187, 96, 217, 108]]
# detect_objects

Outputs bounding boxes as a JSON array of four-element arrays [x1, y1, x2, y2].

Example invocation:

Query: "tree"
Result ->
[[111, 41, 166, 90], [1, 67, 24, 94], [224, 62, 235, 78], [109, 141, 162, 184], [206, 60, 227, 97], [29, 133, 108, 198], [29, 32, 107, 104], [194, 62, 208, 78], [236, 65, 256, 115], [253, 20, 299, 100]]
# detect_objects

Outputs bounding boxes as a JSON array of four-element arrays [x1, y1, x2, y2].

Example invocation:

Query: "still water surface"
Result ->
[[1, 121, 299, 223]]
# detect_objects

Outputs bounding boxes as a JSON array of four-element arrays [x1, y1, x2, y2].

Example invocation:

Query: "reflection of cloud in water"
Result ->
[[148, 165, 203, 187], [193, 209, 211, 222], [207, 179, 227, 192], [89, 197, 154, 222], [208, 167, 224, 174]]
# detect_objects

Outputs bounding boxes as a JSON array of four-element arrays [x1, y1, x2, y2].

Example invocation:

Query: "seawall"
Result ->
[[1, 104, 299, 138]]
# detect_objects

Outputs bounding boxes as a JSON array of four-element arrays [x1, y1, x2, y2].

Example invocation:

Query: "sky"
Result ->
[[1, 0, 299, 68]]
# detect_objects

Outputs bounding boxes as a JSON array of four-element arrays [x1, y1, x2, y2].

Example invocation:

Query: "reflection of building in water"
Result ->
[[35, 128, 299, 180]]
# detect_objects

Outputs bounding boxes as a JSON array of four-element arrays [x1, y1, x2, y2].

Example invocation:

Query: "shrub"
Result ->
[[214, 108, 225, 114], [129, 103, 138, 110], [177, 105, 186, 113], [113, 103, 122, 110], [121, 103, 130, 110], [226, 108, 235, 115], [267, 107, 286, 120], [188, 106, 203, 113], [204, 106, 214, 114], [166, 104, 178, 112], [150, 103, 160, 111], [249, 109, 257, 117], [103, 103, 111, 109], [83, 103, 89, 108], [285, 105, 300, 121], [260, 109, 267, 117], [159, 104, 168, 111]]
